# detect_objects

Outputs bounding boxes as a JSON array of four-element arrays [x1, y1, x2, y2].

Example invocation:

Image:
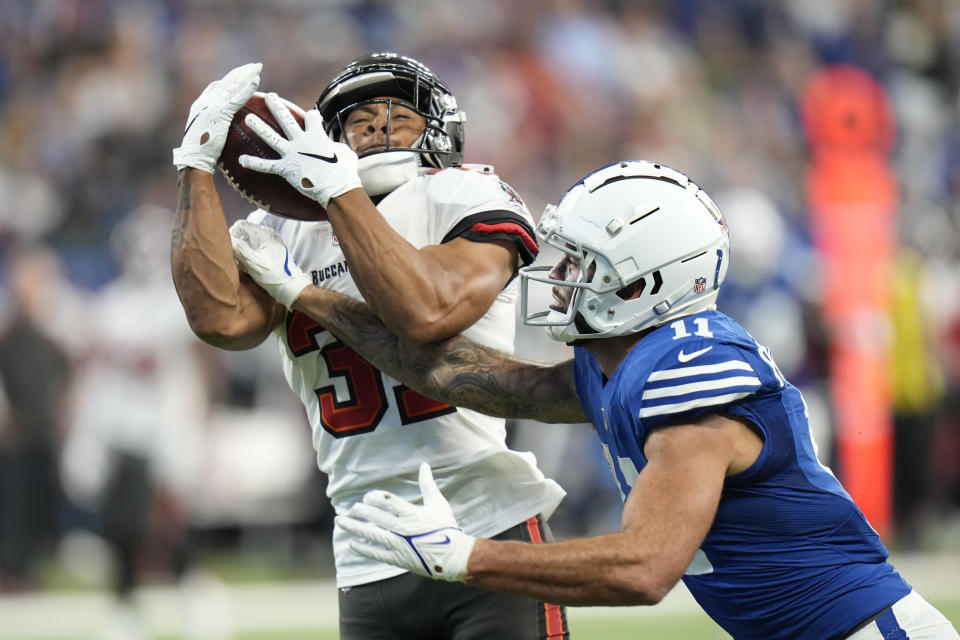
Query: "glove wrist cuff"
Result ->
[[322, 180, 364, 207], [276, 271, 312, 310], [172, 148, 216, 174], [441, 533, 476, 583]]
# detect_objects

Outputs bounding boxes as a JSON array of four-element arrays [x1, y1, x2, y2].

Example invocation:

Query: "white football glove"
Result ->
[[229, 220, 312, 310], [239, 92, 363, 208], [337, 463, 476, 582], [173, 62, 262, 173]]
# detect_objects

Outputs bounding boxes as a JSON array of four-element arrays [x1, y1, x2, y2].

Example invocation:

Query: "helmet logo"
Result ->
[[694, 277, 707, 293]]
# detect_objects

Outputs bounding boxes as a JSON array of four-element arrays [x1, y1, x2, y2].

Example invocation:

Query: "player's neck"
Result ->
[[585, 332, 647, 379]]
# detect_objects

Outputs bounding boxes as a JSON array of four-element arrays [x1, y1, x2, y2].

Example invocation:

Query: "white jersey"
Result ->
[[249, 167, 565, 587]]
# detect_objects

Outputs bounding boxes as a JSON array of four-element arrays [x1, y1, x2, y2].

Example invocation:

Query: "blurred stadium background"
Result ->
[[1, 0, 959, 638]]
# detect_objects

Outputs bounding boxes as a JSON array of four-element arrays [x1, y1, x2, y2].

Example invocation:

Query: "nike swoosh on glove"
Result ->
[[229, 220, 312, 310], [173, 62, 262, 173], [239, 92, 363, 207], [337, 462, 476, 582]]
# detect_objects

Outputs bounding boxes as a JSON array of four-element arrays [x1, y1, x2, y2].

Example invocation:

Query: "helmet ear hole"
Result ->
[[616, 277, 646, 301]]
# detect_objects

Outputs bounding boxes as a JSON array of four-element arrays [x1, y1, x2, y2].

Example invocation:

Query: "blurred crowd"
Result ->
[[1, 0, 959, 627]]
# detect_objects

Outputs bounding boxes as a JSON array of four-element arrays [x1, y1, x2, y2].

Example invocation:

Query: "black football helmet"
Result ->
[[316, 52, 465, 169]]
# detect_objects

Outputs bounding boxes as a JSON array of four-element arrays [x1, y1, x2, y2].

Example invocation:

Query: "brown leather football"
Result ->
[[217, 92, 328, 221]]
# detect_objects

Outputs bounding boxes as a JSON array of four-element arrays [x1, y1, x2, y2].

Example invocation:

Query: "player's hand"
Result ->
[[229, 220, 312, 310], [337, 463, 475, 582], [239, 92, 363, 207], [173, 62, 262, 173]]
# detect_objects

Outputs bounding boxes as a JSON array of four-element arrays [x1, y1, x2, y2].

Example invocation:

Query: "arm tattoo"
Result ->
[[297, 289, 588, 424], [418, 335, 585, 423]]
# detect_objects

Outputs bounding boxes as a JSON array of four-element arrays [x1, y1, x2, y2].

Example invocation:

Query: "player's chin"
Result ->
[[359, 146, 387, 157]]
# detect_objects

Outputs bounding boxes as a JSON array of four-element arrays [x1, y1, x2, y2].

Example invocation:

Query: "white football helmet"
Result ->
[[520, 160, 730, 342]]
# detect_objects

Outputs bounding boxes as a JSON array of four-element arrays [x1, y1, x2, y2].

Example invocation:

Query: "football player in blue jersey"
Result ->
[[230, 160, 959, 639]]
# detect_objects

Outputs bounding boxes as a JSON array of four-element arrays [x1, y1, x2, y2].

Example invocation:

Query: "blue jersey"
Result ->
[[573, 310, 910, 640]]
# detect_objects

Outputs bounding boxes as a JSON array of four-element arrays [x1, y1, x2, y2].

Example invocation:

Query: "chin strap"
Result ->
[[358, 151, 423, 196]]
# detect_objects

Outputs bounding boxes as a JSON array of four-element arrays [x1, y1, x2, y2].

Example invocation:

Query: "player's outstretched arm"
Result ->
[[229, 220, 586, 423], [343, 415, 750, 606], [324, 190, 521, 344], [295, 284, 585, 423], [462, 416, 738, 605], [172, 170, 285, 350], [169, 64, 285, 350]]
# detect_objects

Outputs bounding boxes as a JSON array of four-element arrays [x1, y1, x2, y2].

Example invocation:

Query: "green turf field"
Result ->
[[202, 599, 960, 640], [2, 595, 956, 639], [4, 552, 956, 640]]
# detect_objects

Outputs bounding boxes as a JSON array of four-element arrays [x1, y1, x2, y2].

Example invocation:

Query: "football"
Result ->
[[217, 92, 328, 221]]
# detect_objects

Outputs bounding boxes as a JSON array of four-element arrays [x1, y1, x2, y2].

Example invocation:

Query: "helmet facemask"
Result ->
[[520, 220, 604, 336], [317, 54, 466, 174], [330, 97, 454, 161], [335, 98, 433, 196]]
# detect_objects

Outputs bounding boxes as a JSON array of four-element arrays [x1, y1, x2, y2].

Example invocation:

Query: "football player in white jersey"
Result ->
[[170, 56, 568, 639], [230, 160, 960, 640]]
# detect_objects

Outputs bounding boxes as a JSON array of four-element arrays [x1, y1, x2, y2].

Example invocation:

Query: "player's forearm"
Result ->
[[292, 286, 588, 423], [466, 455, 716, 606], [466, 535, 669, 607], [172, 169, 240, 309], [171, 169, 273, 348], [325, 190, 472, 341]]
